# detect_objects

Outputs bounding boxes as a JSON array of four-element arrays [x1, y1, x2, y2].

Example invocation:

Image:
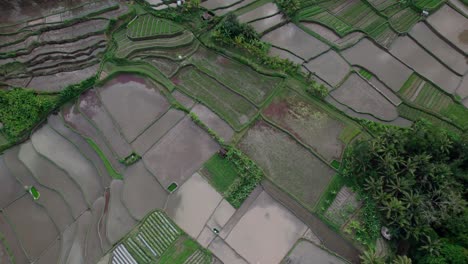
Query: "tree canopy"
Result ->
[[345, 121, 467, 261]]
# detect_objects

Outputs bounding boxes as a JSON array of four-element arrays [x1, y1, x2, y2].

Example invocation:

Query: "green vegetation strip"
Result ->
[[204, 154, 240, 194], [86, 138, 123, 180], [158, 236, 211, 264]]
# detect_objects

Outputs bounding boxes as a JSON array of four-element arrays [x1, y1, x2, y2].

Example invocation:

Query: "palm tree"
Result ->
[[359, 249, 385, 264], [392, 255, 412, 264]]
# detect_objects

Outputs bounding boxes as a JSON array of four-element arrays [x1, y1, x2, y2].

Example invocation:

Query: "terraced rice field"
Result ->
[[263, 89, 355, 162], [188, 47, 280, 106], [239, 121, 335, 210], [399, 74, 468, 130], [175, 66, 258, 129], [114, 28, 195, 58], [127, 15, 184, 39]]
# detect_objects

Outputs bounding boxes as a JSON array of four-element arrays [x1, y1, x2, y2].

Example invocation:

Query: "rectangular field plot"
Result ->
[[175, 66, 258, 130], [427, 5, 468, 53], [262, 23, 330, 61], [330, 74, 399, 121], [342, 38, 412, 91], [399, 74, 468, 130], [142, 117, 219, 189], [263, 89, 354, 162], [98, 74, 170, 142], [127, 15, 183, 39], [188, 47, 281, 106], [389, 36, 461, 94], [239, 121, 335, 210], [409, 22, 467, 75]]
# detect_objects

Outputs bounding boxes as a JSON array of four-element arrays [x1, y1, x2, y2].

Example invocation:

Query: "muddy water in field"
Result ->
[[99, 74, 170, 142], [427, 5, 468, 53], [4, 195, 59, 261], [238, 3, 279, 23], [262, 23, 330, 60]]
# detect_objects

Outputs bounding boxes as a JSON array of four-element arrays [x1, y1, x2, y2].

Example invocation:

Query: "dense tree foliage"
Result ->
[[0, 89, 55, 140], [211, 14, 299, 74], [346, 121, 467, 261]]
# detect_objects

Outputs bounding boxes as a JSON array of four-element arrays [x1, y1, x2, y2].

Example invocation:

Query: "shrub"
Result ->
[[275, 0, 300, 17], [306, 82, 329, 98], [224, 147, 264, 208]]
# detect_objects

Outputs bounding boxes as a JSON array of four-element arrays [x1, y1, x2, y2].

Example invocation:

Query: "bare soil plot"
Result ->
[[172, 90, 195, 109], [262, 23, 330, 60], [131, 109, 185, 155], [342, 39, 412, 91], [263, 90, 347, 162], [175, 66, 258, 129], [106, 180, 137, 245], [122, 162, 168, 220], [225, 191, 307, 264], [85, 197, 105, 264], [62, 103, 122, 172], [369, 76, 402, 106], [66, 210, 91, 264], [456, 76, 468, 100], [208, 237, 248, 264], [14, 139, 87, 219], [58, 221, 77, 264], [28, 63, 99, 92], [427, 5, 468, 53], [206, 199, 236, 230], [304, 50, 350, 87], [31, 125, 103, 205], [143, 57, 179, 76], [189, 47, 280, 105], [18, 142, 75, 231], [166, 173, 223, 238], [48, 114, 115, 186], [249, 13, 285, 33], [35, 238, 60, 264], [78, 89, 133, 159], [0, 157, 25, 208], [143, 117, 219, 188], [0, 212, 29, 264], [4, 195, 58, 261], [99, 74, 170, 142], [201, 0, 239, 10], [410, 22, 467, 75], [301, 22, 364, 48], [389, 36, 461, 94], [331, 74, 399, 121], [191, 104, 234, 142], [269, 47, 304, 64], [239, 121, 335, 209], [284, 239, 347, 264], [238, 3, 279, 23], [448, 0, 468, 16], [214, 0, 257, 16]]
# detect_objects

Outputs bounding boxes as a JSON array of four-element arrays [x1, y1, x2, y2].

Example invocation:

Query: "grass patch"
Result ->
[[86, 138, 123, 180], [331, 160, 341, 170], [358, 68, 372, 80], [338, 125, 361, 144], [28, 186, 40, 200], [167, 182, 178, 192], [315, 174, 346, 214], [203, 154, 239, 193], [158, 236, 210, 264]]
